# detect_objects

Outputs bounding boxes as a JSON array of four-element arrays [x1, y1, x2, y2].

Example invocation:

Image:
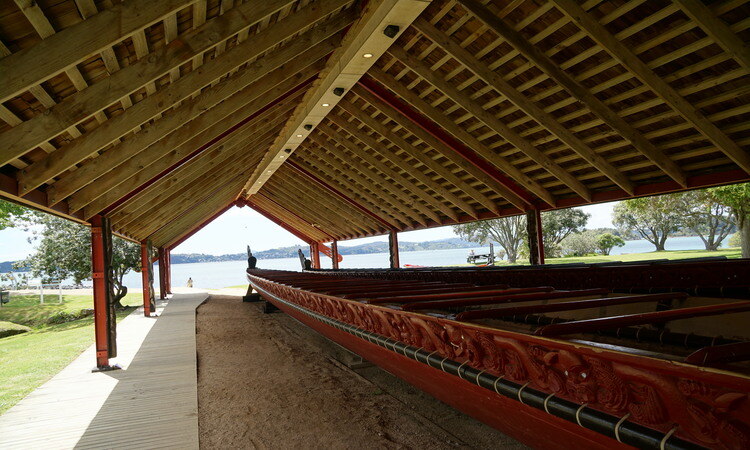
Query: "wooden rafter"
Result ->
[[454, 0, 688, 187], [0, 0, 195, 104], [0, 0, 296, 167], [412, 18, 636, 195], [18, 9, 354, 194], [551, 0, 750, 175]]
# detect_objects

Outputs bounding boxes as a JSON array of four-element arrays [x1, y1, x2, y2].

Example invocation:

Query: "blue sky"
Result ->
[[0, 202, 616, 260]]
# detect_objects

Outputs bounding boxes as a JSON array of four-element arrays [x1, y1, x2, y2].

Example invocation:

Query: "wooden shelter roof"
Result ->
[[1, 0, 749, 248]]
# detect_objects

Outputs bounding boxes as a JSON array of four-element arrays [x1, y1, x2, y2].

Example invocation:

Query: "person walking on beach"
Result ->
[[187, 277, 193, 288]]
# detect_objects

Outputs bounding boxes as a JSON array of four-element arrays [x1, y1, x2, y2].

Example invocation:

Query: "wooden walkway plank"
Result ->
[[0, 292, 207, 450]]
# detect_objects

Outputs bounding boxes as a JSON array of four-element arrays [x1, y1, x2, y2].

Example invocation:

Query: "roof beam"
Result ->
[[317, 119, 457, 222], [283, 160, 399, 231], [251, 194, 332, 242], [456, 0, 688, 187], [108, 106, 297, 224], [357, 76, 536, 209], [243, 199, 317, 244], [293, 148, 416, 228], [550, 0, 750, 175], [412, 18, 635, 195], [673, 0, 750, 73], [244, 0, 432, 196], [330, 103, 479, 218], [0, 0, 195, 104], [17, 8, 353, 194], [69, 70, 318, 218], [386, 46, 590, 200], [0, 0, 296, 167]]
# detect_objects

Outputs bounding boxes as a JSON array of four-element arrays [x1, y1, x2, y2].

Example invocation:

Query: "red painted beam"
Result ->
[[357, 76, 535, 207], [286, 160, 397, 231], [165, 203, 234, 251], [310, 242, 322, 269], [98, 76, 317, 218], [243, 198, 316, 244]]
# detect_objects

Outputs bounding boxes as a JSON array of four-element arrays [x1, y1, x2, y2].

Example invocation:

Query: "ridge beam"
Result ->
[[243, 0, 432, 196]]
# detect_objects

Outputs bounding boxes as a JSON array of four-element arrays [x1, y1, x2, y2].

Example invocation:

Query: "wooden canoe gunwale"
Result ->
[[248, 269, 750, 449]]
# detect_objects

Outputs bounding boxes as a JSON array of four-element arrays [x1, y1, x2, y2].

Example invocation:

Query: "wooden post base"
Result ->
[[262, 301, 280, 314]]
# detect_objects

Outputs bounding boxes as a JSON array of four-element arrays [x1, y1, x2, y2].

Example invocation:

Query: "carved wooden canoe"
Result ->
[[247, 259, 750, 449]]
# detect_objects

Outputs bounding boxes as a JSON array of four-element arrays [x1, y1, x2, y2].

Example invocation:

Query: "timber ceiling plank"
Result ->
[[0, 0, 196, 104], [551, 0, 750, 175], [57, 65, 319, 214], [328, 104, 480, 218], [17, 9, 354, 194], [412, 18, 636, 195], [0, 0, 295, 167]]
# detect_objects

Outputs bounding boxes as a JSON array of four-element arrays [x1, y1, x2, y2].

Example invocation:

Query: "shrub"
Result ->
[[0, 321, 31, 339], [728, 232, 741, 248], [561, 231, 598, 257], [596, 233, 626, 255]]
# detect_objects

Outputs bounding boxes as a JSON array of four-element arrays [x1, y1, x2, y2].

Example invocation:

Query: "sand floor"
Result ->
[[196, 295, 525, 449]]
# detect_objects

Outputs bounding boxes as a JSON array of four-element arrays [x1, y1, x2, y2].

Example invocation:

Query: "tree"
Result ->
[[542, 208, 590, 257], [453, 215, 526, 264], [0, 199, 28, 230], [561, 231, 598, 257], [21, 213, 141, 308], [681, 190, 734, 251], [709, 182, 750, 258], [613, 195, 685, 251], [596, 233, 625, 255]]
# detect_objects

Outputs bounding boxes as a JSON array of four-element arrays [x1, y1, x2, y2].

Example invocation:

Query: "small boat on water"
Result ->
[[247, 258, 750, 449]]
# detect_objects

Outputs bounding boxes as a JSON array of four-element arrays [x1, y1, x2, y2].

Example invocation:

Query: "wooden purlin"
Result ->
[[106, 101, 301, 225], [243, 198, 318, 244], [265, 174, 373, 238], [326, 106, 479, 218], [334, 99, 497, 215], [114, 127, 281, 234], [455, 0, 687, 188], [17, 9, 355, 195], [126, 142, 272, 238], [74, 70, 320, 219], [303, 130, 437, 226], [252, 194, 331, 242], [316, 118, 458, 222], [292, 147, 416, 228], [279, 169, 384, 236], [550, 0, 750, 175], [412, 18, 636, 195]]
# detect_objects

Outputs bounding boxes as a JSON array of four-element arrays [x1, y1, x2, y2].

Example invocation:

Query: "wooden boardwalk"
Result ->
[[0, 292, 208, 449]]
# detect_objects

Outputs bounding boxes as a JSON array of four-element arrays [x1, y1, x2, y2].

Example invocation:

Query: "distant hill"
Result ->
[[167, 238, 480, 264]]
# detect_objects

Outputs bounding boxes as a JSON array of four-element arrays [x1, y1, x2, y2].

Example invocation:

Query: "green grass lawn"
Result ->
[[530, 247, 742, 265], [0, 292, 141, 415]]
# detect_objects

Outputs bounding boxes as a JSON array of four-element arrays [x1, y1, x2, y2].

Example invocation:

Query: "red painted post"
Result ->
[[535, 208, 545, 265], [331, 240, 339, 270], [90, 215, 110, 369], [165, 249, 172, 294], [310, 242, 321, 269], [158, 247, 166, 299], [140, 243, 151, 317], [389, 230, 400, 269]]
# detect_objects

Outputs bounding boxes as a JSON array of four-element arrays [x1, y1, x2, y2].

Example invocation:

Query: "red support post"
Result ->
[[158, 247, 167, 299], [90, 215, 110, 369], [535, 208, 545, 265], [331, 240, 339, 270], [140, 242, 151, 317], [310, 242, 321, 269], [389, 230, 400, 269], [165, 249, 172, 294]]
